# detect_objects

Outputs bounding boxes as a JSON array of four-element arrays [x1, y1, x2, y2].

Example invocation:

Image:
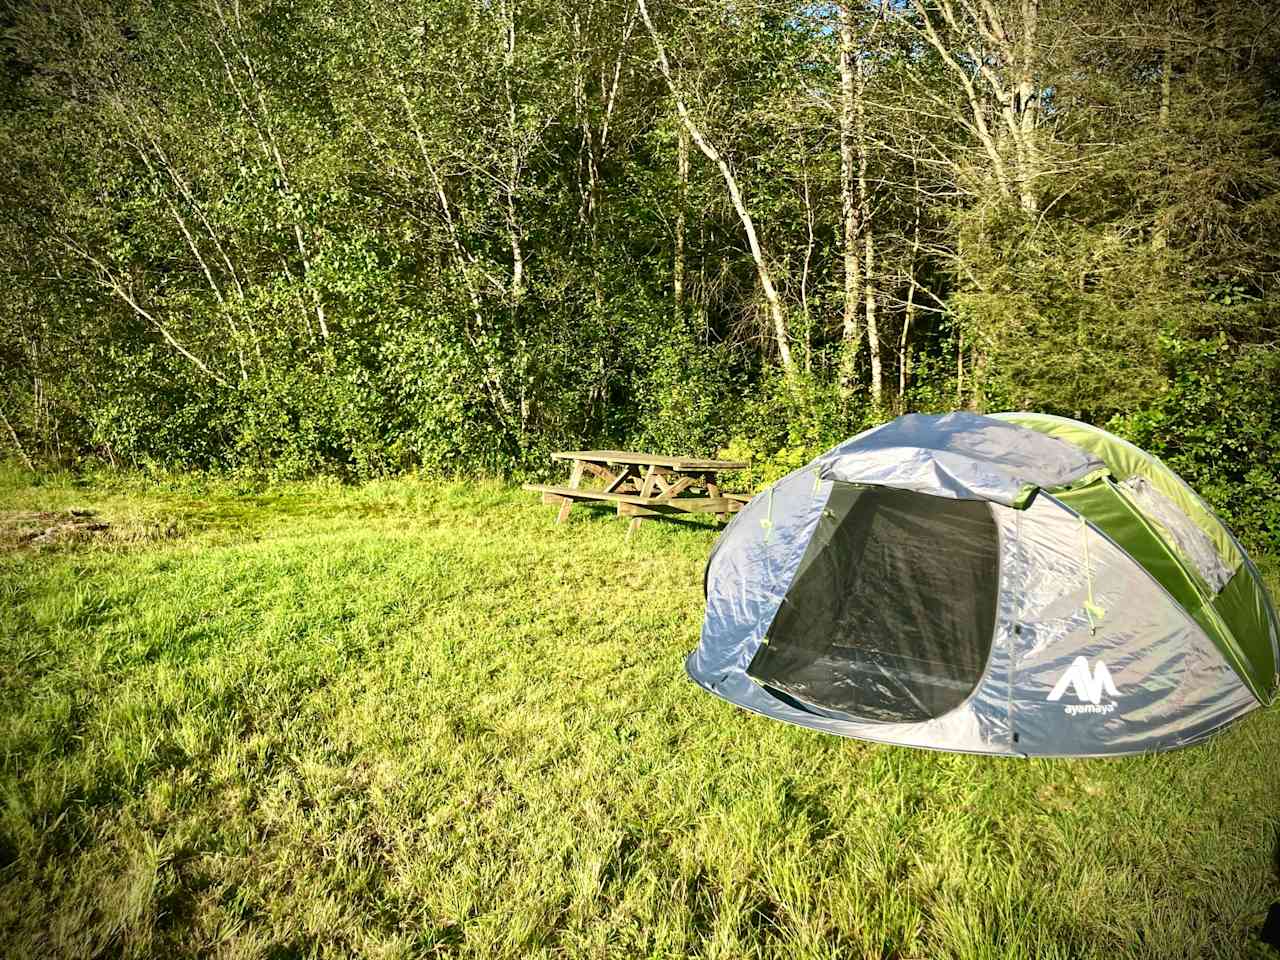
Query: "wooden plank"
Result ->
[[630, 464, 660, 536], [580, 461, 614, 482], [650, 469, 686, 494], [557, 459, 585, 523], [705, 475, 726, 523], [523, 484, 657, 504], [526, 484, 745, 511], [524, 485, 626, 503], [637, 465, 659, 498], [652, 475, 694, 502], [550, 450, 748, 471], [603, 463, 637, 493]]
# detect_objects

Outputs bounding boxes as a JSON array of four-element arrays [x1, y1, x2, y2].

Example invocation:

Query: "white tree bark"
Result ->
[[501, 0, 525, 316], [638, 0, 794, 377], [838, 3, 863, 392], [899, 206, 921, 400], [674, 120, 689, 313], [64, 241, 229, 387], [865, 231, 882, 404], [1, 409, 34, 472], [800, 166, 815, 373], [855, 24, 882, 404], [926, 0, 1042, 212], [210, 0, 329, 339], [397, 85, 519, 434]]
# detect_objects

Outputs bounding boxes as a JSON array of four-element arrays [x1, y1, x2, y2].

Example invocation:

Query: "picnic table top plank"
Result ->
[[550, 450, 748, 471]]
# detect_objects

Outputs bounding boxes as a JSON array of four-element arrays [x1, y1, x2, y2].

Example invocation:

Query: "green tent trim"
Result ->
[[993, 412, 1279, 703], [1054, 480, 1264, 700], [994, 412, 1243, 571]]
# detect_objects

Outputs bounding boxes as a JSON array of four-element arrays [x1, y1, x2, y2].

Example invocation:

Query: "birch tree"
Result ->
[[837, 3, 864, 393], [639, 0, 795, 377]]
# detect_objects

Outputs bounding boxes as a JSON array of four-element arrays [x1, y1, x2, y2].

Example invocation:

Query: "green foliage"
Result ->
[[718, 374, 874, 490], [627, 315, 739, 457], [956, 289, 1170, 419], [1110, 332, 1280, 554], [901, 348, 961, 414], [230, 352, 397, 482], [1, 0, 1279, 533]]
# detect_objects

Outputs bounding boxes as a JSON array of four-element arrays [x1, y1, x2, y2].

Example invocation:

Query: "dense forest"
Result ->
[[2, 0, 1279, 547]]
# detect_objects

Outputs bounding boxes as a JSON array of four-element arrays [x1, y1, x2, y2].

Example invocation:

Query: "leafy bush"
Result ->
[[1110, 333, 1280, 554], [716, 374, 876, 491]]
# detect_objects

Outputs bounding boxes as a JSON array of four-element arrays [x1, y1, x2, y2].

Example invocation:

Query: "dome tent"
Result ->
[[689, 412, 1279, 756]]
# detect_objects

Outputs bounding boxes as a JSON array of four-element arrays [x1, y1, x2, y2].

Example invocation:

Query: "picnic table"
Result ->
[[524, 450, 750, 535]]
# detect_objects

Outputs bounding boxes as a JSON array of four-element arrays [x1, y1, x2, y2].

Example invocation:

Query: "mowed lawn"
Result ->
[[1, 469, 1279, 960]]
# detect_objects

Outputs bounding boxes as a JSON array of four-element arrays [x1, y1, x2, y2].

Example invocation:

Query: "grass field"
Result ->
[[1, 466, 1278, 959]]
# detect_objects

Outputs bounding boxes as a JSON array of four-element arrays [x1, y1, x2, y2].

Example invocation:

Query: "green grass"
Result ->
[[1, 465, 1278, 959]]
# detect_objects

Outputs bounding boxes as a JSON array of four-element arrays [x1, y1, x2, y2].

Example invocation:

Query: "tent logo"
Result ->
[[1047, 657, 1119, 716]]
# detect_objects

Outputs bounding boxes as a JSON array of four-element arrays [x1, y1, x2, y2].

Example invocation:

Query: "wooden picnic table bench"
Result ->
[[524, 449, 749, 536]]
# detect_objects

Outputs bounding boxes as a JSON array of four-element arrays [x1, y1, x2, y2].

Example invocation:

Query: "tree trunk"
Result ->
[[502, 4, 525, 312], [899, 206, 921, 402], [674, 120, 688, 313], [209, 0, 328, 339], [60, 234, 227, 387], [398, 84, 519, 435], [969, 342, 984, 411], [800, 166, 815, 374], [855, 35, 881, 404], [638, 0, 794, 377], [865, 229, 881, 405], [1015, 0, 1041, 213], [838, 3, 862, 393], [914, 3, 1015, 202], [498, 2, 529, 428], [572, 11, 608, 312], [1152, 29, 1172, 250], [1, 409, 34, 472]]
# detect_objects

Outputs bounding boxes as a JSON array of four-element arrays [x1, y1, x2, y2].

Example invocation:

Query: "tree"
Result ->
[[638, 0, 795, 377]]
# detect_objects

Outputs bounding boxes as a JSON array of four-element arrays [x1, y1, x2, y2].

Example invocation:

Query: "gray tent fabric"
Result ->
[[816, 411, 1105, 508], [690, 413, 1262, 756], [998, 494, 1255, 753]]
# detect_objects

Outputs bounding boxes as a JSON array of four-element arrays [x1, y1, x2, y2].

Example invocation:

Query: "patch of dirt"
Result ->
[[1, 509, 109, 549], [0, 509, 182, 550]]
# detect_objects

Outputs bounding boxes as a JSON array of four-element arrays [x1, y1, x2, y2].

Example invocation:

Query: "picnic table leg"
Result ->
[[603, 464, 636, 493], [627, 465, 659, 538], [705, 474, 727, 522], [557, 460, 585, 524], [584, 461, 640, 493]]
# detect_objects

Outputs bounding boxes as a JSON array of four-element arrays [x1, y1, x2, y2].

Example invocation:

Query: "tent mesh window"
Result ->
[[1117, 476, 1233, 593], [747, 485, 1000, 723]]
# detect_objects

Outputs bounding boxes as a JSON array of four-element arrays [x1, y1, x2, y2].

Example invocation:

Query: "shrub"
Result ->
[[1110, 334, 1280, 554]]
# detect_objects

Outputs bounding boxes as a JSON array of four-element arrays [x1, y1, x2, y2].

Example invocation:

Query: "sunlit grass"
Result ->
[[1, 465, 1278, 959]]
